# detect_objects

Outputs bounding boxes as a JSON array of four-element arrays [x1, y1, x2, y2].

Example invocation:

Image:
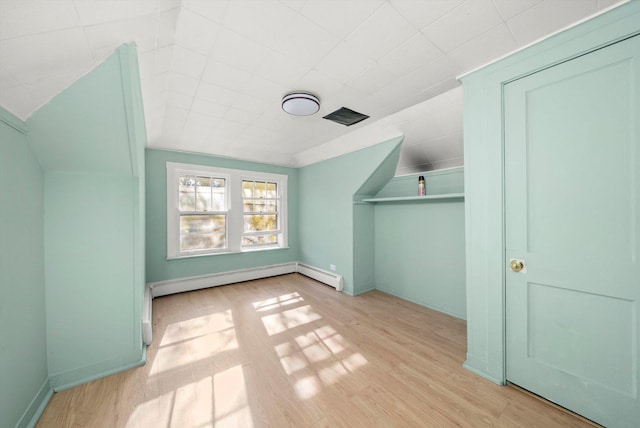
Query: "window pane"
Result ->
[[179, 192, 195, 211], [253, 199, 266, 213], [179, 175, 196, 190], [179, 175, 195, 211], [242, 234, 278, 246], [255, 182, 266, 198], [196, 176, 212, 211], [244, 214, 277, 232], [212, 178, 225, 190], [180, 176, 226, 212], [210, 177, 225, 211], [266, 182, 277, 198], [212, 193, 225, 211], [243, 201, 253, 212], [180, 215, 225, 251], [266, 200, 277, 212], [242, 180, 253, 197]]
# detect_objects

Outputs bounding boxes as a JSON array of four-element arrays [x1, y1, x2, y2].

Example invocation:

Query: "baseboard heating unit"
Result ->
[[142, 284, 152, 345], [296, 262, 344, 291]]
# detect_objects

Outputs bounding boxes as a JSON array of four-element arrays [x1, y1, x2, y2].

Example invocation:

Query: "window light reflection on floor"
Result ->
[[126, 368, 254, 428], [252, 292, 303, 312], [151, 309, 238, 375], [126, 391, 175, 427], [258, 293, 369, 401], [260, 305, 322, 336], [129, 305, 254, 428], [126, 288, 371, 427], [214, 366, 253, 427]]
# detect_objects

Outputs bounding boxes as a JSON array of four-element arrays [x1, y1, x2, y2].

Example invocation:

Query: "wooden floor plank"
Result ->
[[37, 273, 599, 427]]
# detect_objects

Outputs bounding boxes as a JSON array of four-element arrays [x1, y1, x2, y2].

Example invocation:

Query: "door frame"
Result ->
[[460, 2, 640, 386]]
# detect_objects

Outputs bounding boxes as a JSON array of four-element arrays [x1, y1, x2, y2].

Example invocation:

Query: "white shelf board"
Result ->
[[360, 193, 465, 203]]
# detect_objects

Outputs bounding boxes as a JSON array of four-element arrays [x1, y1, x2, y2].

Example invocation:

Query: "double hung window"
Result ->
[[167, 162, 287, 258], [242, 180, 281, 247], [177, 173, 228, 253]]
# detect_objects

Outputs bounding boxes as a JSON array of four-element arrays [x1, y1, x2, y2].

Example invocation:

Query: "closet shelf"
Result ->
[[360, 193, 465, 204]]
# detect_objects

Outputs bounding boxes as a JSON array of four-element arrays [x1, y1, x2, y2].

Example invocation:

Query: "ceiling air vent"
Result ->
[[323, 107, 369, 126]]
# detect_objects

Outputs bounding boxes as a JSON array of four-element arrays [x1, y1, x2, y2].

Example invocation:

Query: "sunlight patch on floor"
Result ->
[[128, 379, 200, 427], [160, 309, 235, 346], [126, 391, 174, 427], [252, 292, 303, 312], [273, 324, 370, 400], [214, 365, 254, 428], [277, 350, 308, 375], [151, 310, 238, 375], [172, 381, 200, 426], [314, 326, 347, 354], [342, 352, 368, 372], [293, 376, 321, 400], [254, 294, 372, 401], [261, 305, 322, 335], [191, 376, 214, 427]]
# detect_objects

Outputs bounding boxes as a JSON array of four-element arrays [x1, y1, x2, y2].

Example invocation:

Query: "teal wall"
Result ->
[[298, 137, 402, 295], [26, 44, 146, 390], [42, 174, 140, 381], [145, 148, 299, 283], [353, 142, 403, 294], [461, 2, 640, 384], [0, 109, 49, 428], [352, 203, 376, 294], [373, 168, 466, 319]]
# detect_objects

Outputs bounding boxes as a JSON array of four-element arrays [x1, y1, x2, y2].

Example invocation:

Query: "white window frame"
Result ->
[[166, 162, 288, 259], [240, 175, 283, 249]]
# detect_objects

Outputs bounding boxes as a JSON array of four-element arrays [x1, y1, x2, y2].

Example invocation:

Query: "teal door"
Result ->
[[504, 35, 640, 427]]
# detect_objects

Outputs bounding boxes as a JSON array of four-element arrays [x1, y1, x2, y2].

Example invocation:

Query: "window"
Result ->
[[177, 174, 228, 253], [242, 180, 280, 247], [167, 162, 287, 258]]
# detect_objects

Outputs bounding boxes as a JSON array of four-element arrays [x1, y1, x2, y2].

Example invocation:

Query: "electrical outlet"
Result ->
[[329, 264, 336, 271]]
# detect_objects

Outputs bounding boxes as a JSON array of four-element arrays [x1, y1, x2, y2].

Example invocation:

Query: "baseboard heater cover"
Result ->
[[296, 262, 344, 291], [142, 284, 152, 345], [148, 262, 298, 298]]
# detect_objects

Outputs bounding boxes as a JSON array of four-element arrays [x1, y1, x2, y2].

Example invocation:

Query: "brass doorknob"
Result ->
[[510, 259, 524, 272]]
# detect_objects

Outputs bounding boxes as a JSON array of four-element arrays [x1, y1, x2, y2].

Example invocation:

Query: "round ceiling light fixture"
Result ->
[[282, 92, 320, 116]]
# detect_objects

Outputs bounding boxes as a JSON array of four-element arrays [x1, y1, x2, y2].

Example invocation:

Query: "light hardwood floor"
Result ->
[[37, 273, 598, 427]]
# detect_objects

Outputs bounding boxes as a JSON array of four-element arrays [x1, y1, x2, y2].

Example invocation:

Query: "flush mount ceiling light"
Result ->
[[282, 92, 320, 116]]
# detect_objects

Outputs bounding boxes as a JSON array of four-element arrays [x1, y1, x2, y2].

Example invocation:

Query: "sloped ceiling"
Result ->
[[0, 0, 626, 171]]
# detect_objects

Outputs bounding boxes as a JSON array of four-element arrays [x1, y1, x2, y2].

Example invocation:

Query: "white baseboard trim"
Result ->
[[148, 262, 298, 298], [296, 262, 344, 291]]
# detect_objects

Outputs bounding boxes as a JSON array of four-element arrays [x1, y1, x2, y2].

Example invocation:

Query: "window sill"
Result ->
[[166, 246, 290, 260]]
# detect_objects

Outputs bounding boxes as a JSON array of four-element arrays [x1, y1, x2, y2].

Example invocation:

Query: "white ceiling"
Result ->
[[0, 0, 626, 172]]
